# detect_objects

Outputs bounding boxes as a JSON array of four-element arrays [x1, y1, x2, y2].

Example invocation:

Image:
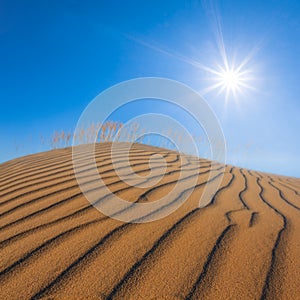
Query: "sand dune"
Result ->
[[0, 142, 299, 299]]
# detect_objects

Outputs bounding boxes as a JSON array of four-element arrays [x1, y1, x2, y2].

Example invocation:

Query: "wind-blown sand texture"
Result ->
[[0, 142, 299, 300]]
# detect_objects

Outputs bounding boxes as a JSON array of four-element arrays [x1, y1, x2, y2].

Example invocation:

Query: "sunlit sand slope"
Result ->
[[0, 142, 299, 300]]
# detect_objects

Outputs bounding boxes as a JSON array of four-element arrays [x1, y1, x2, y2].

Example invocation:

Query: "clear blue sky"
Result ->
[[1, 0, 299, 177]]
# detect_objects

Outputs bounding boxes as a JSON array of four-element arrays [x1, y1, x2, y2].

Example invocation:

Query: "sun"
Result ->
[[220, 69, 241, 92], [202, 61, 254, 102]]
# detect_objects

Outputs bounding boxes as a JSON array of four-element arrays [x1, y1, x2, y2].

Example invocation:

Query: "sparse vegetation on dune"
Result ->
[[48, 120, 210, 157], [50, 121, 123, 149]]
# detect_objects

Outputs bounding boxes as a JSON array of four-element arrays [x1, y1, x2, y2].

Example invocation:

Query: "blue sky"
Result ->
[[1, 0, 299, 177]]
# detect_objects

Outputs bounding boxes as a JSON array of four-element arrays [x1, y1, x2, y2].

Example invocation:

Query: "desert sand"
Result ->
[[0, 142, 299, 299]]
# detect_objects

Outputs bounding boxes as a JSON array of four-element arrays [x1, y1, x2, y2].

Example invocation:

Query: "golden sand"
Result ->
[[0, 143, 299, 299]]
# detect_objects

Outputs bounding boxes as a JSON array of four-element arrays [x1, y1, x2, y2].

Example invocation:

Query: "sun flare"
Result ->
[[220, 69, 240, 91], [203, 61, 254, 102], [214, 65, 249, 97]]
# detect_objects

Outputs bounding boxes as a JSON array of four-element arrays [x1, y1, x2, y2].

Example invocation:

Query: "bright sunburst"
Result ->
[[220, 69, 241, 92], [203, 61, 255, 103], [128, 0, 259, 104]]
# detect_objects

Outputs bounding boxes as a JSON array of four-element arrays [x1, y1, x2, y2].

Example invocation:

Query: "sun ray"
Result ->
[[201, 81, 225, 95], [125, 15, 258, 102]]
